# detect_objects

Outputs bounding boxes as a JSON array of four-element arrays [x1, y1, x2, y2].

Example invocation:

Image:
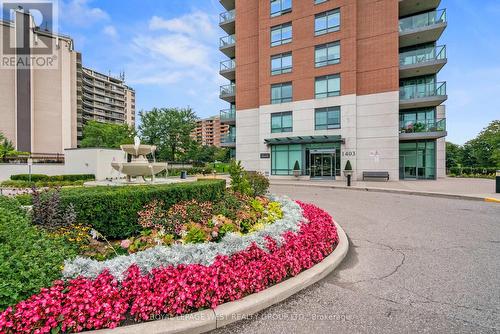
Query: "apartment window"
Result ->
[[315, 0, 328, 3], [271, 23, 292, 47], [315, 107, 340, 130], [315, 74, 340, 98], [271, 0, 292, 17], [271, 112, 293, 133], [315, 9, 340, 36], [271, 82, 293, 104], [271, 52, 292, 75], [315, 42, 340, 67]]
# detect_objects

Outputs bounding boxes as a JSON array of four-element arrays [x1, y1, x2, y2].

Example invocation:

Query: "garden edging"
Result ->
[[84, 221, 348, 334]]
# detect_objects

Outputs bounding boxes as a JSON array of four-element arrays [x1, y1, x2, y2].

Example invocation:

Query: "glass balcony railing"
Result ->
[[220, 83, 235, 96], [400, 118, 446, 134], [400, 82, 446, 100], [220, 9, 235, 24], [400, 45, 446, 66], [220, 108, 236, 122], [399, 9, 446, 32], [221, 133, 236, 144], [220, 59, 236, 71], [220, 34, 236, 48]]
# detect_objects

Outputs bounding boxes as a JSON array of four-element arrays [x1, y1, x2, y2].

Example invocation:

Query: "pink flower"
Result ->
[[120, 239, 131, 249]]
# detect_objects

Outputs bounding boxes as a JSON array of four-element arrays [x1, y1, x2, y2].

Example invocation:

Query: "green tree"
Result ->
[[185, 144, 230, 163], [80, 121, 135, 149], [139, 107, 198, 161], [461, 120, 499, 168], [0, 132, 16, 162], [445, 142, 462, 168]]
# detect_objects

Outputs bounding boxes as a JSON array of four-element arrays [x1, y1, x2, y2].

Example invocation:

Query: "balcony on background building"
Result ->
[[399, 118, 447, 140], [400, 81, 447, 109], [220, 34, 236, 58], [220, 108, 236, 125], [399, 0, 442, 17], [400, 45, 447, 78], [220, 59, 236, 80], [399, 9, 447, 48], [220, 133, 236, 147], [220, 9, 235, 34], [220, 83, 236, 103]]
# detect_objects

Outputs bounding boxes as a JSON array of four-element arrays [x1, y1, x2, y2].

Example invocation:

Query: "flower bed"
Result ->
[[0, 201, 338, 333]]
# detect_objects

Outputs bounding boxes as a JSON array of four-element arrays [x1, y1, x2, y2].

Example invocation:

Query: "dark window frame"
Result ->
[[315, 74, 341, 98], [270, 0, 292, 17], [271, 22, 293, 47], [271, 82, 293, 104], [315, 41, 340, 67], [315, 106, 341, 130], [315, 9, 340, 36], [271, 111, 293, 133], [271, 52, 293, 75]]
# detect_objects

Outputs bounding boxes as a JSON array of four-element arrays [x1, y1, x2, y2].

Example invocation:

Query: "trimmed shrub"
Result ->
[[0, 196, 77, 310], [1, 180, 85, 188], [47, 180, 226, 239], [10, 174, 95, 182], [246, 172, 270, 196]]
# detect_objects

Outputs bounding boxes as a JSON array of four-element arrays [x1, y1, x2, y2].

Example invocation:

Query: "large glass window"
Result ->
[[315, 9, 340, 36], [315, 74, 340, 98], [271, 111, 293, 133], [271, 82, 293, 104], [399, 141, 436, 180], [271, 144, 302, 175], [315, 107, 340, 130], [315, 42, 340, 67], [271, 23, 292, 47], [271, 52, 292, 75], [271, 0, 292, 17], [315, 0, 328, 4]]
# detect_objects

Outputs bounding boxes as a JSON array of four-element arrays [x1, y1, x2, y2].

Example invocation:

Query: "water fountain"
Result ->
[[111, 136, 168, 183]]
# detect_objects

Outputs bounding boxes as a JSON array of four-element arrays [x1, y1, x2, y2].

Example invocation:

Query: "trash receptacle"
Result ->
[[496, 170, 500, 193], [180, 171, 187, 179]]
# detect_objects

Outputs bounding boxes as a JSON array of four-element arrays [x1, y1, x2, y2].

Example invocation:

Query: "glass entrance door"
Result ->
[[310, 151, 335, 179]]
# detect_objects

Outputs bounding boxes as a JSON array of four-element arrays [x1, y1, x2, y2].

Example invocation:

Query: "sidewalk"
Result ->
[[270, 177, 500, 202]]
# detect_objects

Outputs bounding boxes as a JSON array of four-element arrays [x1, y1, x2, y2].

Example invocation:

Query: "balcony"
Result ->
[[220, 34, 236, 58], [400, 45, 447, 78], [220, 0, 235, 11], [399, 0, 441, 17], [220, 83, 236, 103], [219, 9, 235, 34], [220, 108, 236, 125], [399, 118, 447, 140], [399, 9, 447, 48], [220, 59, 236, 80], [220, 133, 236, 148], [400, 81, 447, 109]]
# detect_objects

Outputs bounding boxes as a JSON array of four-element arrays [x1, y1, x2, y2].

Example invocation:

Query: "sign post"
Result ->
[[27, 157, 33, 183]]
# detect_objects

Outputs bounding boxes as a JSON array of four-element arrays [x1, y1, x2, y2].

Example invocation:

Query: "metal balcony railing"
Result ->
[[400, 45, 446, 66], [399, 118, 446, 133], [220, 9, 235, 24], [220, 83, 236, 96], [399, 9, 447, 32], [220, 108, 236, 121], [220, 34, 236, 48], [400, 82, 447, 100], [220, 59, 236, 71], [221, 133, 236, 144]]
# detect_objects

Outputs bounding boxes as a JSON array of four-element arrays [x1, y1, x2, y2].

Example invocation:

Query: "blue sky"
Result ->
[[52, 0, 500, 144]]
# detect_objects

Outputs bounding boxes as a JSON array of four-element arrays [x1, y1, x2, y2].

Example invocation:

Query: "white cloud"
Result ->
[[148, 12, 217, 39], [103, 25, 118, 38], [60, 0, 109, 27]]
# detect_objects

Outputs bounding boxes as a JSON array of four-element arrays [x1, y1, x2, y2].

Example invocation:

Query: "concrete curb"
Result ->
[[85, 221, 349, 334], [270, 181, 498, 202]]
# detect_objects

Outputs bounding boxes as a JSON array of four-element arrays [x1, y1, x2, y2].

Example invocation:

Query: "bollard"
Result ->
[[347, 174, 351, 187], [180, 170, 187, 179], [496, 170, 500, 193]]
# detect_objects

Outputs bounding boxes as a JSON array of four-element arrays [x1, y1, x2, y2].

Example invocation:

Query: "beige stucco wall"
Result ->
[[64, 148, 125, 180], [0, 23, 17, 147]]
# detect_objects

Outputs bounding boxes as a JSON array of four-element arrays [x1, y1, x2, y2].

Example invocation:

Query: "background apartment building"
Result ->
[[0, 10, 135, 154], [191, 116, 229, 147], [219, 0, 447, 180]]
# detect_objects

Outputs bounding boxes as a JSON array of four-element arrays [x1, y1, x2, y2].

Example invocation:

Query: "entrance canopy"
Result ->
[[264, 135, 344, 145]]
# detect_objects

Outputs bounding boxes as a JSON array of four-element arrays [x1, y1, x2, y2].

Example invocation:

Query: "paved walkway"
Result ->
[[213, 186, 500, 334], [270, 177, 499, 201]]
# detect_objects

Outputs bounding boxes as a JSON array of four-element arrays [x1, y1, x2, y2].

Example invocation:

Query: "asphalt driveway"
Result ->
[[213, 185, 500, 334]]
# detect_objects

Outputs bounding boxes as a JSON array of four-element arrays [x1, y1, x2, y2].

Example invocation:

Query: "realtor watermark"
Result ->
[[149, 312, 352, 323], [0, 0, 59, 69]]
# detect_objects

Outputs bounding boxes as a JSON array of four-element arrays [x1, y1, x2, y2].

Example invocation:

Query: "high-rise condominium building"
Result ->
[[219, 0, 447, 180], [0, 10, 135, 154], [192, 116, 230, 147]]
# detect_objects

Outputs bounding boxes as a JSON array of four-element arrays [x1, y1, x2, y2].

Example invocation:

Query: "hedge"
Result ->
[[448, 167, 497, 176], [0, 196, 77, 310], [1, 180, 85, 188], [56, 179, 226, 239], [10, 174, 95, 182]]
